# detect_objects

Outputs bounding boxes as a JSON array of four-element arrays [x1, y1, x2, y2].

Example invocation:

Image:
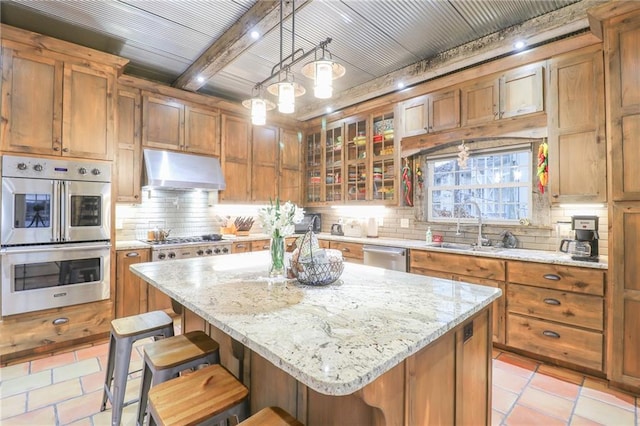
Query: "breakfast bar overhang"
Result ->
[[131, 251, 501, 425]]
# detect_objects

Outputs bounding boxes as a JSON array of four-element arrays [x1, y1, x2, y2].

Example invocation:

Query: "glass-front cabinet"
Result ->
[[325, 123, 343, 202], [305, 130, 322, 204], [346, 117, 368, 202], [304, 109, 396, 205], [371, 111, 395, 201]]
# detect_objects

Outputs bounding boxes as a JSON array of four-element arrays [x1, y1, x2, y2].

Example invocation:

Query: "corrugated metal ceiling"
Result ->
[[1, 0, 583, 116]]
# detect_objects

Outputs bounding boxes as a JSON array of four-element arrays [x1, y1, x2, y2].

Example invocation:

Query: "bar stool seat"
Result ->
[[239, 407, 303, 426], [147, 364, 249, 426], [137, 330, 221, 426], [100, 310, 174, 426]]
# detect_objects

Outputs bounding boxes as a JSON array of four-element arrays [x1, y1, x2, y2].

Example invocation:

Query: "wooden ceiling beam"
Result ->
[[173, 0, 310, 92]]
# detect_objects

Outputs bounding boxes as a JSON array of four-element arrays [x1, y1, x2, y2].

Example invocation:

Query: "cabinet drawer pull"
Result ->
[[262, 245, 269, 250], [236, 244, 246, 248], [52, 317, 69, 326], [543, 298, 561, 306], [126, 252, 140, 257], [342, 247, 351, 252], [543, 274, 561, 281], [542, 330, 560, 339]]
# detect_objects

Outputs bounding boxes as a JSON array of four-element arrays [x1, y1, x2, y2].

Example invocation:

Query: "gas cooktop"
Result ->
[[143, 236, 223, 246]]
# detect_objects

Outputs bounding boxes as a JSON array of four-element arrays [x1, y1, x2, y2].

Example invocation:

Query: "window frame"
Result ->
[[425, 145, 533, 225]]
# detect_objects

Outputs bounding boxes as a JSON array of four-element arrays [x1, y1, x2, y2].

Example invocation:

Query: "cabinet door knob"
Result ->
[[543, 274, 561, 281], [542, 330, 561, 339], [52, 317, 69, 326], [53, 146, 61, 151], [62, 147, 69, 152], [543, 298, 561, 305]]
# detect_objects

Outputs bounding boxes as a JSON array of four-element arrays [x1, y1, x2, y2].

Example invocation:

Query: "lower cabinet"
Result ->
[[115, 248, 149, 318], [231, 241, 251, 253], [506, 261, 606, 372], [0, 300, 112, 365], [329, 241, 363, 263], [116, 248, 172, 316], [410, 250, 506, 344]]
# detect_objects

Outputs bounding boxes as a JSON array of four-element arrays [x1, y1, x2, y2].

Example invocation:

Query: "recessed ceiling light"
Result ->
[[197, 75, 205, 83], [250, 30, 260, 40], [326, 106, 333, 113], [397, 82, 405, 89], [514, 40, 526, 50]]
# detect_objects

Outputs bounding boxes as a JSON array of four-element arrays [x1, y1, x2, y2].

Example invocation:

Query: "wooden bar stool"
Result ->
[[100, 310, 174, 426], [147, 364, 249, 426], [239, 407, 303, 426], [136, 330, 221, 426]]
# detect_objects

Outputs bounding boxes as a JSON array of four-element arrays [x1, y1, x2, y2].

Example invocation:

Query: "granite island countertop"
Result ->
[[130, 251, 501, 396]]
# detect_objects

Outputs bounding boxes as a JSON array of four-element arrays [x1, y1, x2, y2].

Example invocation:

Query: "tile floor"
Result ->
[[1, 340, 638, 425]]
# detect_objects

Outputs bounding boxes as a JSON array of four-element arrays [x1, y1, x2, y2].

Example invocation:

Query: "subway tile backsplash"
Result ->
[[115, 191, 608, 256]]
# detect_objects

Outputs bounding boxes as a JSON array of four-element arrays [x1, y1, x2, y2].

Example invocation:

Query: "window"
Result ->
[[426, 147, 532, 224]]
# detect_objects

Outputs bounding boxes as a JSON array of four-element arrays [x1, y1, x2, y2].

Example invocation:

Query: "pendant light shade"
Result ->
[[242, 93, 275, 126], [267, 78, 305, 114], [301, 57, 346, 100]]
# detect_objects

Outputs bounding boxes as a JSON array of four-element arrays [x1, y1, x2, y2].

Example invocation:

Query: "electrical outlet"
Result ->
[[400, 218, 409, 228]]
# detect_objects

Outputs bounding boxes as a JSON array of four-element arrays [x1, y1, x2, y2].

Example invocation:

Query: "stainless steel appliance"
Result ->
[[148, 237, 232, 261], [1, 155, 111, 316], [363, 245, 408, 272], [2, 155, 111, 245], [143, 148, 226, 191], [560, 215, 599, 262], [1, 242, 110, 315]]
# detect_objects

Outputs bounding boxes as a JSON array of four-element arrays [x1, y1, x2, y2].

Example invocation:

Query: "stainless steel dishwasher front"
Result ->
[[363, 245, 407, 272]]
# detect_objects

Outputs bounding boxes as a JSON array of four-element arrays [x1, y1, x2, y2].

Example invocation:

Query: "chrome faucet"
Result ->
[[456, 200, 486, 247]]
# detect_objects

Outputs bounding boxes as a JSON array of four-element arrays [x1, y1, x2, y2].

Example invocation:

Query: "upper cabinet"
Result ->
[[251, 125, 279, 202], [115, 87, 142, 203], [609, 12, 640, 201], [304, 109, 397, 206], [279, 129, 302, 206], [461, 63, 544, 126], [220, 114, 251, 202], [397, 89, 460, 137], [547, 45, 606, 203], [142, 92, 220, 156], [1, 43, 118, 160]]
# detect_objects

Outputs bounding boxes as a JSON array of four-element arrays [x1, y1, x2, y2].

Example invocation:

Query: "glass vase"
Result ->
[[269, 235, 286, 278]]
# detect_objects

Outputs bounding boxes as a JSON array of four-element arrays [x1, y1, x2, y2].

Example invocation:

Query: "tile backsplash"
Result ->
[[115, 190, 608, 257]]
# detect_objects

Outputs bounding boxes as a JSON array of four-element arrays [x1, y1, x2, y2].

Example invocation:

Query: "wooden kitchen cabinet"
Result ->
[[115, 248, 150, 318], [115, 87, 142, 203], [232, 241, 251, 253], [506, 261, 605, 372], [345, 116, 368, 202], [329, 241, 363, 263], [305, 129, 323, 204], [142, 93, 220, 156], [397, 89, 460, 137], [410, 250, 506, 344], [461, 63, 543, 126], [0, 37, 122, 160], [251, 239, 271, 251], [324, 122, 344, 203], [548, 45, 606, 203], [371, 111, 396, 203], [0, 300, 112, 365], [251, 125, 279, 202], [279, 129, 302, 206], [221, 114, 251, 202]]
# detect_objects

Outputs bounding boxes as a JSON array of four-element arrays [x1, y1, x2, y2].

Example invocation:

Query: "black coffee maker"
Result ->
[[570, 215, 599, 262]]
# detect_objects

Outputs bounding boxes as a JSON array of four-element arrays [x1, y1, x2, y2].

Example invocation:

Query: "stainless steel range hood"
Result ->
[[143, 149, 226, 191]]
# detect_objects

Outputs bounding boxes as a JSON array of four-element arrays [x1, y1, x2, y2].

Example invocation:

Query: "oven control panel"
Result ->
[[152, 243, 232, 261], [2, 155, 111, 182]]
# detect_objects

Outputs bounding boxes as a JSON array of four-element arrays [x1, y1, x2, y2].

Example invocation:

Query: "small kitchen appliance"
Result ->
[[295, 213, 321, 234], [559, 215, 599, 262]]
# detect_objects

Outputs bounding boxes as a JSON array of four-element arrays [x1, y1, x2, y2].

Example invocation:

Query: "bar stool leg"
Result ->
[[100, 333, 117, 411], [136, 361, 154, 426], [111, 337, 134, 426]]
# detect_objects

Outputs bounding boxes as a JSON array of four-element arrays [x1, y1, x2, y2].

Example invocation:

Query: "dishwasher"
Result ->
[[363, 245, 408, 272]]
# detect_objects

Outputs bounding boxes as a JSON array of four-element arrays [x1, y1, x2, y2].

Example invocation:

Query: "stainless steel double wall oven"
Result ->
[[1, 155, 111, 316]]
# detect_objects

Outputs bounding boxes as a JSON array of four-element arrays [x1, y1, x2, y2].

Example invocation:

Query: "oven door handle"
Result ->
[[52, 180, 61, 242], [61, 180, 69, 242], [1, 243, 111, 255]]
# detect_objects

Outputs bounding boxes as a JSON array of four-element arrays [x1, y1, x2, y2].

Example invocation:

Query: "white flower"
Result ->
[[258, 198, 304, 238]]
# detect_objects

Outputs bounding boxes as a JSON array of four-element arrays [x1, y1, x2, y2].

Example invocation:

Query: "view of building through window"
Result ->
[[426, 147, 532, 224]]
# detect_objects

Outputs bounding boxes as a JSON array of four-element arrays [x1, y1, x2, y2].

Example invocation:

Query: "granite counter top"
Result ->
[[130, 251, 501, 396]]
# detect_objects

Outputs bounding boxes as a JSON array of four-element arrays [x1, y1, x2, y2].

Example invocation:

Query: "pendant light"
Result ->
[[267, 71, 305, 114], [242, 85, 275, 125], [301, 43, 346, 99]]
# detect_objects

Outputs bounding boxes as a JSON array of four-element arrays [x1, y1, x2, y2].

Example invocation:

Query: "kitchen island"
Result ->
[[131, 251, 501, 425]]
